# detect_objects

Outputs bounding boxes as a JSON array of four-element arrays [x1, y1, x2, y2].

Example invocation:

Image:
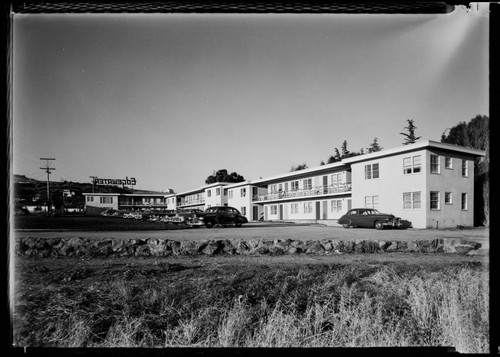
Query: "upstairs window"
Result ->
[[403, 155, 421, 174], [445, 192, 453, 205], [207, 190, 211, 198], [216, 188, 221, 196], [445, 157, 453, 169], [228, 190, 233, 199], [365, 163, 379, 179], [430, 155, 440, 174], [462, 160, 468, 177], [303, 179, 312, 190], [291, 181, 299, 191], [241, 188, 246, 197]]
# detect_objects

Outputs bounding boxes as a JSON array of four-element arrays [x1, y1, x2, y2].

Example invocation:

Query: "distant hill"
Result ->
[[13, 174, 171, 209]]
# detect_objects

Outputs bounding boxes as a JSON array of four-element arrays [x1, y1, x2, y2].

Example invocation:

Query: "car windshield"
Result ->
[[366, 209, 379, 215]]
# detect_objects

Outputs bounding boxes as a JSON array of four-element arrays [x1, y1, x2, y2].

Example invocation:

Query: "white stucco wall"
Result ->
[[426, 149, 475, 228], [351, 149, 428, 228], [204, 185, 228, 208]]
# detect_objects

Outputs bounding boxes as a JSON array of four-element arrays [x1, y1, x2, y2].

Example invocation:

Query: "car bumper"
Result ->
[[383, 218, 402, 227]]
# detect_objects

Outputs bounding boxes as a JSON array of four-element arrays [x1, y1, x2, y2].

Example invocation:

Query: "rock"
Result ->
[[167, 240, 182, 255], [407, 241, 419, 252], [305, 241, 325, 255], [180, 240, 200, 255], [235, 240, 250, 255], [268, 245, 285, 255], [135, 245, 151, 257], [221, 240, 236, 255], [147, 239, 168, 256], [202, 240, 222, 255], [386, 241, 398, 252]]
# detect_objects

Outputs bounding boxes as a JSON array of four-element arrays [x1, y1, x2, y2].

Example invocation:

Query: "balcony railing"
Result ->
[[119, 201, 168, 207], [178, 198, 206, 207], [252, 183, 352, 202]]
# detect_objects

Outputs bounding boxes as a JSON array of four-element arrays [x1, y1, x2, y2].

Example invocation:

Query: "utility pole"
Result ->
[[89, 176, 97, 193], [40, 158, 55, 214]]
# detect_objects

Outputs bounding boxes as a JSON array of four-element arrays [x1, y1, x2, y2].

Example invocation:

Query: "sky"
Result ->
[[12, 4, 489, 193]]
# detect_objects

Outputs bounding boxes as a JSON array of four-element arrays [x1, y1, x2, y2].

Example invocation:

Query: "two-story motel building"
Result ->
[[84, 140, 485, 229]]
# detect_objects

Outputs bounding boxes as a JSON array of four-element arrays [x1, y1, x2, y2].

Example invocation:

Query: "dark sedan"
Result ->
[[338, 208, 402, 230], [197, 206, 248, 228]]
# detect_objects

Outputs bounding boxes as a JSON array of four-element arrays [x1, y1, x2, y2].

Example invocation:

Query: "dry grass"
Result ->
[[12, 257, 489, 352]]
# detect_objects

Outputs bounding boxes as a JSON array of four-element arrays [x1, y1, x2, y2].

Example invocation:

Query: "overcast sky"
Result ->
[[12, 4, 489, 193]]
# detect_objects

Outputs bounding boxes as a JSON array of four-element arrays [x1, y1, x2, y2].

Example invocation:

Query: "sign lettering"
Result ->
[[93, 176, 137, 186]]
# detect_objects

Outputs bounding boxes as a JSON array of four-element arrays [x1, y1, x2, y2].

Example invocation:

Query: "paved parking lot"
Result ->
[[14, 222, 489, 251]]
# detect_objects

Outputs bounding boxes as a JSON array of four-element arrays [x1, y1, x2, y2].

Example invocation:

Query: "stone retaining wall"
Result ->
[[15, 237, 482, 258]]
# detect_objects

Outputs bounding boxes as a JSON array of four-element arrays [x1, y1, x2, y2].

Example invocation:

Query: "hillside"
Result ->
[[13, 174, 168, 209]]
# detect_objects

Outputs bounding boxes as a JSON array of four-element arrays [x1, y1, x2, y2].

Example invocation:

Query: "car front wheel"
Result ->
[[375, 221, 384, 230], [235, 222, 242, 227], [342, 221, 350, 228], [205, 221, 214, 228]]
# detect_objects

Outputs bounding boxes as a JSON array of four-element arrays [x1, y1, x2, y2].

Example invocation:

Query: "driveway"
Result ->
[[14, 222, 489, 249]]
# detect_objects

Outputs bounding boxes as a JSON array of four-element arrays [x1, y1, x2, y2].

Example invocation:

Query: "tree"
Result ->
[[367, 137, 383, 153], [290, 164, 308, 172], [320, 161, 325, 166], [400, 119, 421, 145], [205, 169, 245, 184], [341, 140, 350, 158]]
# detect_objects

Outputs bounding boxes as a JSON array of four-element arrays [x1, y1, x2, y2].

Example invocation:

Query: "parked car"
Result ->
[[196, 206, 248, 228], [337, 208, 402, 230], [161, 209, 205, 226]]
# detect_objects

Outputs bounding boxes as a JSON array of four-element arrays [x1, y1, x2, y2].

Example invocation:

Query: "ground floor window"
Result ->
[[461, 193, 468, 210], [364, 195, 379, 209], [403, 191, 421, 209], [270, 205, 277, 215], [330, 199, 342, 213], [241, 207, 246, 216], [304, 202, 313, 214], [430, 191, 440, 210], [445, 192, 453, 205], [290, 203, 299, 214], [100, 196, 113, 204]]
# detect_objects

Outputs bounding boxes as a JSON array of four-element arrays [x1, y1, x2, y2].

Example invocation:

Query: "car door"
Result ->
[[217, 207, 229, 224], [357, 209, 371, 227], [225, 207, 237, 224]]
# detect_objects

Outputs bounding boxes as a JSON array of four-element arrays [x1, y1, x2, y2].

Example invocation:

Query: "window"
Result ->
[[461, 193, 468, 210], [228, 190, 233, 199], [331, 173, 342, 185], [224, 189, 227, 196], [330, 199, 342, 213], [270, 205, 277, 215], [304, 202, 313, 214], [291, 181, 299, 191], [430, 191, 440, 210], [216, 188, 221, 196], [269, 184, 277, 193], [404, 191, 421, 209], [241, 188, 246, 197], [87, 196, 94, 202], [403, 155, 421, 174], [291, 203, 299, 214], [207, 190, 211, 198], [241, 207, 246, 216], [364, 195, 379, 209], [430, 155, 440, 174], [462, 160, 468, 177], [445, 157, 453, 169], [100, 196, 113, 204], [303, 179, 312, 190], [445, 192, 453, 205], [365, 163, 379, 179]]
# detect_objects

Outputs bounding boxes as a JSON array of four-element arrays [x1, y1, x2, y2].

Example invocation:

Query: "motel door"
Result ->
[[253, 206, 259, 221], [279, 205, 283, 220], [315, 202, 321, 220], [322, 201, 328, 219]]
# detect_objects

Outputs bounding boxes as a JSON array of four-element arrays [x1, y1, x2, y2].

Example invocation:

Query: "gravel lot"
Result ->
[[14, 222, 489, 253]]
